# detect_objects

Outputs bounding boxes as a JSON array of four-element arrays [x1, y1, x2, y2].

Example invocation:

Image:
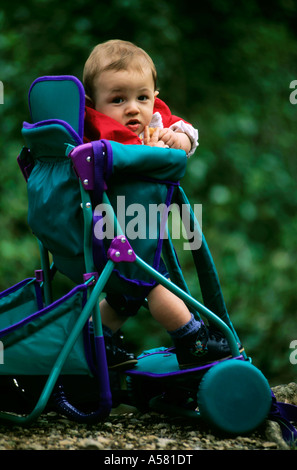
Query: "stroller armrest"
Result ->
[[69, 139, 187, 192]]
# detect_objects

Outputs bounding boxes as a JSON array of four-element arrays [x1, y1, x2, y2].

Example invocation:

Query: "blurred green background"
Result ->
[[0, 0, 296, 385]]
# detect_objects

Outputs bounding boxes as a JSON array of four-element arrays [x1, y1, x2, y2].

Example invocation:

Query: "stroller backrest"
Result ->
[[28, 75, 85, 138]]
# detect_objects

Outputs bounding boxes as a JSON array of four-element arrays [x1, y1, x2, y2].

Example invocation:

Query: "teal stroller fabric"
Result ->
[[0, 278, 92, 376]]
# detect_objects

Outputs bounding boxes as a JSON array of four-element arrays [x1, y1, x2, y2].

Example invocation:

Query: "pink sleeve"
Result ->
[[153, 98, 199, 157]]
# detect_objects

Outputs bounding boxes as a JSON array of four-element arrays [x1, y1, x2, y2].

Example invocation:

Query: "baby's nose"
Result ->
[[125, 100, 139, 114]]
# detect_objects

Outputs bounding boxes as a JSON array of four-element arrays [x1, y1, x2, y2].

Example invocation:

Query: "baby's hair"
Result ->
[[83, 39, 157, 102]]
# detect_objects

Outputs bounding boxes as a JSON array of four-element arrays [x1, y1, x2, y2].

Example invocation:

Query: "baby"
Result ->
[[83, 39, 230, 370]]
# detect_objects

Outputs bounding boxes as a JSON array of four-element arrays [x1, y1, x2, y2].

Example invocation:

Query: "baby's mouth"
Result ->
[[126, 120, 141, 133]]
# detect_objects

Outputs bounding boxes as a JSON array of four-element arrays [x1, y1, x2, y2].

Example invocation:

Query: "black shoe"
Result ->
[[175, 324, 242, 369], [104, 331, 138, 371], [174, 323, 209, 369], [207, 327, 244, 360]]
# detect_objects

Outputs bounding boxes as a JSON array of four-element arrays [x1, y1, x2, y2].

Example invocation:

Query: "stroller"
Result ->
[[0, 75, 296, 441]]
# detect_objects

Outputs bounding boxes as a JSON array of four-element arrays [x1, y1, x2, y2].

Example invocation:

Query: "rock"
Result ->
[[78, 437, 111, 450], [265, 421, 290, 450], [156, 437, 176, 448], [272, 382, 297, 406]]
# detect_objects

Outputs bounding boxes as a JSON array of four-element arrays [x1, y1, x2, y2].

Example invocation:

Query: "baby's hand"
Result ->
[[143, 126, 191, 153], [157, 128, 181, 149], [143, 126, 168, 148]]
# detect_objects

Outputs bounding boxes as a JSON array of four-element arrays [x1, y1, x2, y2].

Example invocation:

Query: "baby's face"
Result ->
[[93, 67, 157, 136]]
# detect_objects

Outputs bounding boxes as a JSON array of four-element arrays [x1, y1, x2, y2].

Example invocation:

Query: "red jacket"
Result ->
[[84, 97, 189, 144]]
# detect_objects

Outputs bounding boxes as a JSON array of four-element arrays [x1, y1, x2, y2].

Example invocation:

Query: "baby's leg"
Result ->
[[99, 298, 127, 332], [146, 284, 192, 332]]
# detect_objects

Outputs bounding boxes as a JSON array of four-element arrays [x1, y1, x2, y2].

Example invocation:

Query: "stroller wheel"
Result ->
[[197, 359, 272, 435]]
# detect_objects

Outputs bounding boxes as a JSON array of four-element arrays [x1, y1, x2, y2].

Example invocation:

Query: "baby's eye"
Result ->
[[138, 95, 148, 102], [112, 97, 124, 104]]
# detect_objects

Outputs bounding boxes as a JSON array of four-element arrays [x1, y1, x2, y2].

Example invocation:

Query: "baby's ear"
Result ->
[[85, 94, 94, 108], [154, 90, 159, 99]]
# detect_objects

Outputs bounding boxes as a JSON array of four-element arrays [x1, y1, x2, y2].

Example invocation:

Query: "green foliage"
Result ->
[[0, 0, 296, 384]]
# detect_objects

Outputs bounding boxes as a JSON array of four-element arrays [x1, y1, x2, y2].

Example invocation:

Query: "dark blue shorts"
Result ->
[[105, 258, 169, 317]]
